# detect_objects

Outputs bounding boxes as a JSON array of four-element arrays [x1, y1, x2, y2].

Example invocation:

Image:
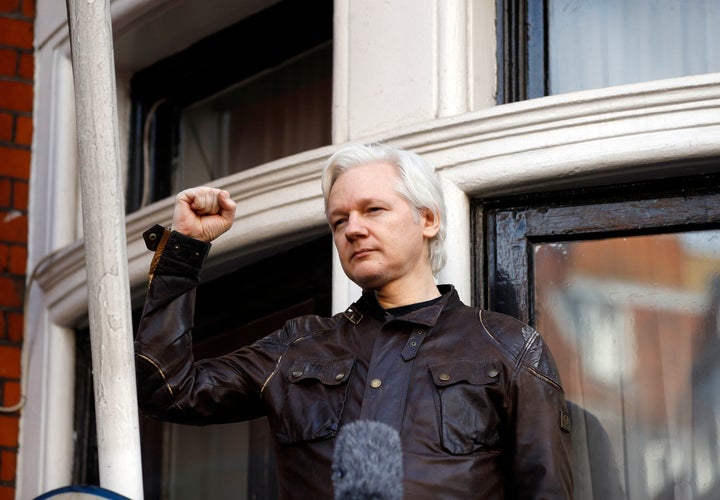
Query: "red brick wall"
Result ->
[[0, 1, 34, 499]]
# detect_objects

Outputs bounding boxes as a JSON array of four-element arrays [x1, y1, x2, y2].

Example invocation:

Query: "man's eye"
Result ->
[[333, 219, 346, 229], [368, 207, 383, 213]]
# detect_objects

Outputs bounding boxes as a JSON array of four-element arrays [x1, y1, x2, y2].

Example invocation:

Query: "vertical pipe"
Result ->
[[65, 1, 144, 498]]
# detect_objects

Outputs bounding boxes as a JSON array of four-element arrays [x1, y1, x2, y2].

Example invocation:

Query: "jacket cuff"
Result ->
[[143, 224, 212, 282]]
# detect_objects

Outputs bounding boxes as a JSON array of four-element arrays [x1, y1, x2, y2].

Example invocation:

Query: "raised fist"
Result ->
[[171, 186, 237, 242]]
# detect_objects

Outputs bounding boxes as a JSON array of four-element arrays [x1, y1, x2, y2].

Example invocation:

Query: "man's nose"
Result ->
[[345, 213, 368, 239]]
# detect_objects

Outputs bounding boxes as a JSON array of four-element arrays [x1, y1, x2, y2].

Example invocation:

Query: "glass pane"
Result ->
[[175, 43, 332, 192], [166, 421, 250, 499], [547, 0, 720, 94], [534, 230, 720, 499]]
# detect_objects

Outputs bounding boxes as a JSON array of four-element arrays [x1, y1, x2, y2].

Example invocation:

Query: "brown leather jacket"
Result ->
[[135, 226, 573, 499]]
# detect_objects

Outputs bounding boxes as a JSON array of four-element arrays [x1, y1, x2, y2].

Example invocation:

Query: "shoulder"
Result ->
[[286, 312, 346, 334], [256, 311, 348, 346], [477, 310, 563, 385], [478, 309, 532, 337]]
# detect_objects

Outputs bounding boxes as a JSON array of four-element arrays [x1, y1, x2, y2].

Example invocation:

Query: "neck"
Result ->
[[373, 275, 441, 309]]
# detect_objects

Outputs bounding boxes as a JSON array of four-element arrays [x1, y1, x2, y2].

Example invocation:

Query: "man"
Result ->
[[135, 143, 573, 498]]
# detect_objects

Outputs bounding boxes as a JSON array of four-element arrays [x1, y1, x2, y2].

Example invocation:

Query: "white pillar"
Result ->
[[437, 0, 469, 117], [65, 1, 144, 498]]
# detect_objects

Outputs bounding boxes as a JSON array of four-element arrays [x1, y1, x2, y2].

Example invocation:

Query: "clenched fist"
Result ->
[[171, 186, 237, 242]]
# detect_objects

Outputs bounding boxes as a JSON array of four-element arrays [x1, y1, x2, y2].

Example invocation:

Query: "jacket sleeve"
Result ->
[[134, 225, 275, 425], [509, 327, 574, 499], [481, 311, 574, 499]]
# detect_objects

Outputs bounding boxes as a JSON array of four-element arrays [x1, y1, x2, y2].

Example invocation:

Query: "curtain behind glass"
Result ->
[[175, 43, 332, 193], [548, 0, 720, 94]]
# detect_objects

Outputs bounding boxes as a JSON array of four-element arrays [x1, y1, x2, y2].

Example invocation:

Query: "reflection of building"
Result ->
[[690, 276, 720, 500], [535, 233, 720, 498]]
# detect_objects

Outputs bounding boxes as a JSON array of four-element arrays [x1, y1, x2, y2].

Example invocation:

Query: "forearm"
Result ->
[[134, 225, 209, 420]]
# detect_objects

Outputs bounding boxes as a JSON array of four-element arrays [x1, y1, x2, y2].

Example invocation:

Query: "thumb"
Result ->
[[218, 190, 237, 224]]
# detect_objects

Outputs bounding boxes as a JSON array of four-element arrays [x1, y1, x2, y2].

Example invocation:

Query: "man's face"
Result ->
[[327, 162, 437, 292]]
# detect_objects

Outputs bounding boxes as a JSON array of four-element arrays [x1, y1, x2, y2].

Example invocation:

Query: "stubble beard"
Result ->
[[346, 260, 391, 292]]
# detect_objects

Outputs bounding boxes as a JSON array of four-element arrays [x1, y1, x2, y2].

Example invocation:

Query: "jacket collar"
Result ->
[[345, 284, 461, 327]]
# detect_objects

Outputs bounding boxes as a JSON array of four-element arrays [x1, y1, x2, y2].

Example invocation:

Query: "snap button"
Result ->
[[438, 373, 451, 381], [488, 368, 499, 378], [335, 372, 345, 381], [148, 233, 157, 241], [291, 370, 303, 378], [370, 378, 382, 388]]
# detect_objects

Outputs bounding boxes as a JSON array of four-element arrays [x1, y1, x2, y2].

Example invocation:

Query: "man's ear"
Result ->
[[421, 208, 441, 239]]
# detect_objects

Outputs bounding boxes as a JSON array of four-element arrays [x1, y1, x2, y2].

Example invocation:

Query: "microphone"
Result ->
[[331, 420, 403, 500]]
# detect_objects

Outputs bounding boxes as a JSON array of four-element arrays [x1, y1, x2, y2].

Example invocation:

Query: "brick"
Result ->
[[0, 212, 26, 244], [0, 147, 30, 178], [0, 346, 19, 378], [6, 313, 21, 342], [0, 180, 9, 207], [21, 0, 33, 18], [0, 245, 7, 272], [0, 49, 17, 77], [0, 449, 17, 482], [0, 485, 16, 500], [0, 81, 32, 112], [0, 414, 18, 447], [8, 246, 24, 274], [0, 18, 33, 49], [2, 381, 20, 408], [10, 180, 26, 210], [0, 0, 21, 14], [0, 114, 11, 143], [0, 276, 22, 308], [17, 52, 32, 80], [14, 116, 30, 146]]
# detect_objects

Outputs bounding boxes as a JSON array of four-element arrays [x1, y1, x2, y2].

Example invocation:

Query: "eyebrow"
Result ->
[[329, 197, 389, 216]]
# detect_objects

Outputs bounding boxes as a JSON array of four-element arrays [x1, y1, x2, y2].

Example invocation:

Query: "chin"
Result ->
[[349, 272, 387, 291]]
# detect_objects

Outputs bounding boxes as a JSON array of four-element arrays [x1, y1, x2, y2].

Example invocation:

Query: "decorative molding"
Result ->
[[34, 73, 720, 327]]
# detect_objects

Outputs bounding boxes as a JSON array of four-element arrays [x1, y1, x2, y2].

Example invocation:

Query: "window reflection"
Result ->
[[534, 230, 720, 499]]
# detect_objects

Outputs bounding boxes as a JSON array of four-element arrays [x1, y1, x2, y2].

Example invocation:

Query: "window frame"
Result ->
[[496, 0, 547, 104], [481, 171, 720, 323]]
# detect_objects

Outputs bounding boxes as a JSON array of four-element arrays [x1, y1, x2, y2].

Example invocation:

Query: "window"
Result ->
[[484, 171, 720, 498], [126, 0, 333, 212], [497, 0, 720, 102]]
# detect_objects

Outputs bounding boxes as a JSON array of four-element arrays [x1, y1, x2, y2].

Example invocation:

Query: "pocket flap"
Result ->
[[429, 359, 502, 387], [287, 356, 355, 385]]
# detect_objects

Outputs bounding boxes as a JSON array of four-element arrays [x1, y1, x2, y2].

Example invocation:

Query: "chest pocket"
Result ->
[[429, 359, 504, 455], [275, 355, 356, 445]]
